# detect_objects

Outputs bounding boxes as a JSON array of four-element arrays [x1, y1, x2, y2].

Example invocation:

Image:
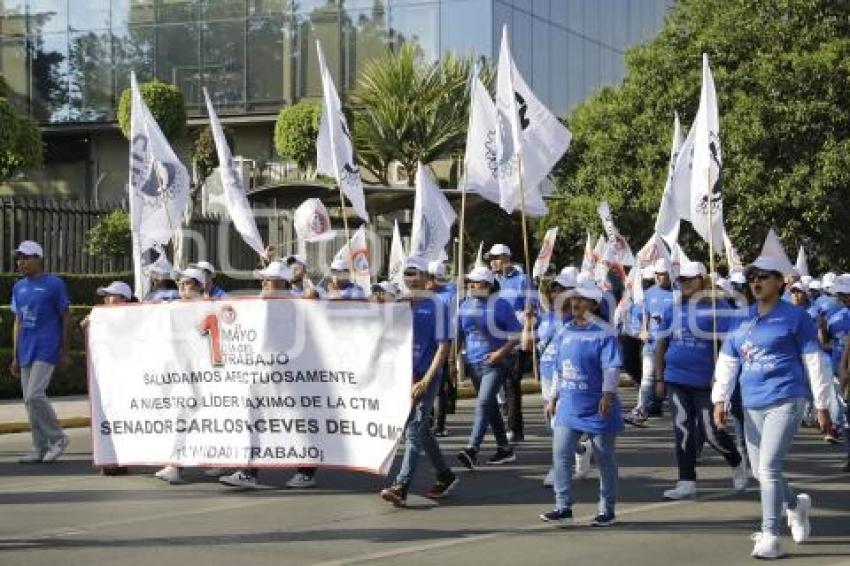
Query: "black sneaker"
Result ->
[[540, 508, 572, 523], [591, 512, 617, 527], [487, 447, 516, 465], [380, 484, 408, 507], [424, 473, 459, 500], [457, 448, 478, 470]]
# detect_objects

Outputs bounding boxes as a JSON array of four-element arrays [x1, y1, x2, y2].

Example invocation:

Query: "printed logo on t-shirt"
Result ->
[[560, 359, 588, 391], [740, 339, 777, 372]]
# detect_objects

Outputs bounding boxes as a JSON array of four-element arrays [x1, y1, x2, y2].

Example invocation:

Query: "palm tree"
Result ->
[[351, 44, 493, 186]]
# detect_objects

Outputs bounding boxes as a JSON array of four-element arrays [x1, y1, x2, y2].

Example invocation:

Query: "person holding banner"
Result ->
[[456, 266, 520, 468], [540, 278, 622, 527], [371, 281, 400, 302], [189, 261, 227, 298], [712, 255, 833, 559], [653, 261, 747, 500], [155, 267, 208, 484], [486, 244, 531, 443], [320, 258, 366, 299], [10, 240, 72, 464], [380, 256, 458, 506], [285, 255, 319, 299], [144, 262, 179, 302], [427, 261, 457, 438]]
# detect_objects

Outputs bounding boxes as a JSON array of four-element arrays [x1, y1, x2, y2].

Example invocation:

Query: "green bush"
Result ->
[[0, 348, 88, 399], [0, 97, 43, 181], [117, 79, 187, 141], [274, 100, 321, 170], [85, 210, 131, 259]]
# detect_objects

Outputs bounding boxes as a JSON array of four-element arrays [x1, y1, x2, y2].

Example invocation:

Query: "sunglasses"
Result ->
[[403, 270, 420, 277], [678, 275, 701, 282]]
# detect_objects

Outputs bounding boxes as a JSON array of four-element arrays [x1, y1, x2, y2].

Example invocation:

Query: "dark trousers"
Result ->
[[668, 382, 742, 481], [504, 351, 525, 437], [619, 335, 643, 384], [433, 361, 455, 432]]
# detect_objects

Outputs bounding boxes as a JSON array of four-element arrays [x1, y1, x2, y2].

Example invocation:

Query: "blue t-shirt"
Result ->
[[826, 306, 850, 373], [813, 295, 842, 322], [411, 296, 450, 380], [721, 300, 821, 409], [644, 285, 675, 354], [145, 288, 179, 302], [319, 281, 366, 300], [552, 320, 623, 434], [458, 295, 522, 364], [432, 282, 458, 340], [597, 290, 616, 323], [659, 300, 731, 388], [208, 285, 228, 298], [11, 274, 70, 367], [623, 301, 644, 337], [537, 312, 567, 385], [496, 267, 531, 314]]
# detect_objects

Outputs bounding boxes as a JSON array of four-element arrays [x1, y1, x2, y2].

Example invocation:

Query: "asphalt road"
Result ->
[[1, 392, 848, 566]]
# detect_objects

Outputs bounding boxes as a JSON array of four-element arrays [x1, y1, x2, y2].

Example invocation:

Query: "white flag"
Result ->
[[203, 89, 265, 258], [597, 201, 635, 266], [670, 242, 690, 277], [294, 198, 337, 243], [724, 231, 744, 272], [315, 40, 368, 222], [689, 53, 724, 250], [672, 121, 696, 223], [462, 70, 502, 205], [128, 72, 190, 299], [795, 245, 809, 276], [495, 25, 571, 217], [474, 241, 487, 269], [334, 225, 371, 293], [388, 220, 406, 287], [636, 233, 671, 268], [532, 227, 558, 278], [410, 163, 457, 261], [654, 112, 684, 245], [581, 231, 595, 271]]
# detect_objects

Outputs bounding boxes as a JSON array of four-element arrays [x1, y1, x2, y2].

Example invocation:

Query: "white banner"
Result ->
[[532, 227, 558, 278], [88, 299, 412, 474]]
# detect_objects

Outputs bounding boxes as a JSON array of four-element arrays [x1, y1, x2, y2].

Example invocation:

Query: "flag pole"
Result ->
[[337, 185, 351, 243], [455, 170, 468, 385], [516, 155, 540, 384], [707, 168, 718, 361]]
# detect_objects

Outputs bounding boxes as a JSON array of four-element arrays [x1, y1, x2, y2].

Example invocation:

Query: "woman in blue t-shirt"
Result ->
[[456, 267, 521, 469], [539, 280, 622, 527], [654, 262, 746, 501], [712, 254, 834, 559]]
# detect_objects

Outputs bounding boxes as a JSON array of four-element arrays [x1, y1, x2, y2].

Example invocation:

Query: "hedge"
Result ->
[[0, 348, 87, 399]]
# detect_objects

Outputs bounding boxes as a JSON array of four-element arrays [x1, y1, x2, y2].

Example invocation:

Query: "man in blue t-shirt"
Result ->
[[427, 260, 457, 437], [487, 243, 531, 442], [190, 261, 227, 298], [9, 241, 71, 464], [380, 256, 458, 507]]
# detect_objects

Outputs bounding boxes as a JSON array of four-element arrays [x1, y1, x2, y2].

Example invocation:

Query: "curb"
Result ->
[[0, 377, 634, 434]]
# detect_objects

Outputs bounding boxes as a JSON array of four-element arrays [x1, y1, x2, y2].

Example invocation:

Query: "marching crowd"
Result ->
[[7, 233, 850, 560]]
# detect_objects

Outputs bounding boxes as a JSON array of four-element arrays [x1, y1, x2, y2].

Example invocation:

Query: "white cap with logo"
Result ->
[[97, 281, 132, 299], [484, 243, 512, 259], [404, 255, 430, 273], [190, 261, 216, 275], [253, 260, 293, 281], [678, 261, 707, 278], [466, 266, 495, 285], [177, 267, 207, 287], [15, 240, 43, 257]]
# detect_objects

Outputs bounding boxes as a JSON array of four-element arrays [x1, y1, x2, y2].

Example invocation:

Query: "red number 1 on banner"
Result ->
[[199, 313, 224, 367]]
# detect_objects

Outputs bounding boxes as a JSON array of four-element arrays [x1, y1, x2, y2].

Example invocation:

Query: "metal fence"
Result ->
[[0, 197, 264, 274]]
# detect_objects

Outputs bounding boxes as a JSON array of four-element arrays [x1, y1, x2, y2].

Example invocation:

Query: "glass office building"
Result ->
[[0, 0, 669, 198]]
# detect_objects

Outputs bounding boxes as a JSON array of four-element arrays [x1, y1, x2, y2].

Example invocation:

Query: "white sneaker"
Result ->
[[286, 472, 316, 488], [787, 493, 811, 544], [42, 436, 69, 463], [750, 531, 784, 559], [663, 480, 697, 500], [574, 440, 592, 479], [732, 460, 748, 491], [543, 468, 555, 487], [219, 470, 258, 489], [18, 448, 45, 464], [154, 465, 184, 484], [204, 467, 228, 478]]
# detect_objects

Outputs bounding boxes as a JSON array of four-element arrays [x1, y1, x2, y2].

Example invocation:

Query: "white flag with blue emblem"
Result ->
[[388, 220, 406, 287], [410, 162, 457, 261], [316, 40, 369, 222], [495, 25, 571, 217], [128, 72, 190, 298], [462, 69, 502, 205], [654, 112, 684, 246], [203, 88, 265, 258]]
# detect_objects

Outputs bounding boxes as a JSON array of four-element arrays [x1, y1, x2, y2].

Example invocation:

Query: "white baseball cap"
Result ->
[[371, 280, 400, 296], [553, 267, 577, 289], [678, 261, 707, 278], [641, 266, 656, 280], [404, 255, 430, 273], [822, 272, 837, 289], [484, 243, 512, 259], [790, 281, 808, 293], [466, 266, 495, 285], [809, 279, 822, 291], [177, 267, 207, 287], [653, 258, 671, 274], [330, 258, 349, 272], [146, 257, 176, 280], [569, 278, 603, 302], [428, 260, 447, 278], [285, 254, 308, 267], [190, 261, 216, 275], [748, 256, 791, 276], [801, 275, 813, 286], [97, 281, 132, 299], [730, 270, 746, 285], [15, 240, 43, 257], [831, 274, 850, 295], [253, 260, 292, 281]]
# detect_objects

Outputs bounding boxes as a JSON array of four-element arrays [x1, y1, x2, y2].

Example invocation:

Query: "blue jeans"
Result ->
[[553, 425, 618, 514], [745, 397, 804, 535], [394, 381, 451, 487], [467, 360, 509, 450]]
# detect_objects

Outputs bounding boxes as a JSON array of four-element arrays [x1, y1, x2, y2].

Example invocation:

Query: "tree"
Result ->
[[117, 79, 187, 141], [547, 0, 850, 273], [192, 126, 235, 182], [85, 210, 131, 265], [0, 97, 43, 181], [351, 44, 493, 186], [274, 100, 321, 171]]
